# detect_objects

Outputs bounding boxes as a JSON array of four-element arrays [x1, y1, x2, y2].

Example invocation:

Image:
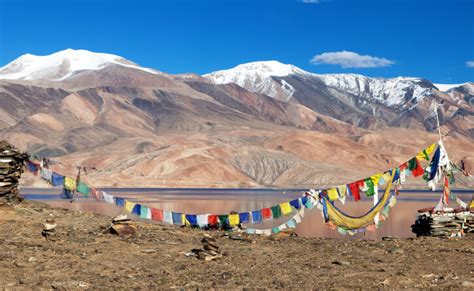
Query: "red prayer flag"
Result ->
[[151, 208, 163, 221], [261, 208, 272, 219], [399, 162, 408, 171], [348, 181, 361, 201], [411, 159, 424, 177], [208, 215, 218, 226]]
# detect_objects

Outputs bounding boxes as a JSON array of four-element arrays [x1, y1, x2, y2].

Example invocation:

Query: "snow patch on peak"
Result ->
[[317, 74, 432, 107], [434, 83, 467, 92], [204, 60, 309, 85], [0, 48, 159, 81]]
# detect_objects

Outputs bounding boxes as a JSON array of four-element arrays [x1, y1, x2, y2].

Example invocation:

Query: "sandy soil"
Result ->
[[1, 200, 473, 289]]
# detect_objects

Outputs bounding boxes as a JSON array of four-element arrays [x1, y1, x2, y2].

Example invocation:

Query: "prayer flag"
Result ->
[[261, 208, 272, 220], [114, 197, 124, 207], [102, 191, 114, 204], [337, 185, 347, 198], [140, 206, 151, 219], [64, 177, 76, 191], [151, 208, 163, 221], [172, 212, 184, 225], [271, 205, 281, 219], [301, 196, 309, 206], [208, 215, 218, 226], [327, 188, 339, 201], [286, 219, 297, 229], [337, 227, 347, 235], [125, 201, 135, 213], [229, 214, 240, 226], [132, 204, 141, 216], [185, 214, 198, 226], [197, 214, 209, 227], [51, 172, 65, 187], [251, 211, 262, 224], [348, 181, 361, 201], [262, 229, 272, 236], [364, 177, 375, 197], [239, 212, 250, 223], [163, 211, 173, 224], [27, 161, 39, 174], [76, 181, 91, 197], [280, 202, 292, 215], [40, 168, 52, 182], [289, 198, 301, 209], [218, 215, 229, 227], [294, 213, 302, 223], [246, 228, 256, 234], [271, 227, 280, 234]]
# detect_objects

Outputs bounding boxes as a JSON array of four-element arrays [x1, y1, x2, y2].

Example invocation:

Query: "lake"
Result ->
[[20, 187, 473, 239]]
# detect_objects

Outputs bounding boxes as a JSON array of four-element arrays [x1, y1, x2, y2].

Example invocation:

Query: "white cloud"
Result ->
[[310, 50, 395, 68], [466, 61, 474, 68]]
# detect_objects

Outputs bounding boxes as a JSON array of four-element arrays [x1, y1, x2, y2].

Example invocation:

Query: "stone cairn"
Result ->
[[411, 207, 474, 237], [0, 141, 28, 202]]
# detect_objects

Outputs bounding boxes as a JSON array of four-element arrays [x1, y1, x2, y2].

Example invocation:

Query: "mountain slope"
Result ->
[[0, 50, 472, 188]]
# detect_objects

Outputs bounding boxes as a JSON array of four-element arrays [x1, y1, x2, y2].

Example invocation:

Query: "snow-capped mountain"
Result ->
[[205, 60, 435, 108], [0, 49, 159, 81], [434, 83, 469, 92]]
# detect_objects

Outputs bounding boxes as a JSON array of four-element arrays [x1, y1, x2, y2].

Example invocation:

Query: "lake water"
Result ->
[[20, 187, 473, 239]]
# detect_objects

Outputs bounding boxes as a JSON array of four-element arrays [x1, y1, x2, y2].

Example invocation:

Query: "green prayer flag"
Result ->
[[337, 227, 347, 235], [76, 181, 91, 197], [364, 177, 375, 197], [271, 227, 280, 234], [408, 157, 418, 171], [218, 215, 229, 226], [271, 205, 282, 219]]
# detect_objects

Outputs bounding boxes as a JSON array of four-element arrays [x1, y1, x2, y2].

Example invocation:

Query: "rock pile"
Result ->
[[191, 236, 223, 261], [412, 208, 474, 237], [0, 141, 28, 202], [42, 222, 57, 239], [109, 214, 137, 236]]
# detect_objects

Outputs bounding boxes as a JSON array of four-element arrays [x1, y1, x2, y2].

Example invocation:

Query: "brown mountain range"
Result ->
[[0, 50, 472, 189]]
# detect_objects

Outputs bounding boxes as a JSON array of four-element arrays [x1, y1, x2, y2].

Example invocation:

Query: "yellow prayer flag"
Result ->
[[280, 202, 292, 215], [425, 143, 436, 155], [64, 177, 76, 191], [125, 201, 135, 213], [371, 174, 381, 186], [229, 214, 240, 226], [337, 185, 347, 198], [327, 188, 339, 201]]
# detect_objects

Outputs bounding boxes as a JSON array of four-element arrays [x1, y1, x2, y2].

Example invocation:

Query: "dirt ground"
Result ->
[[1, 200, 473, 289]]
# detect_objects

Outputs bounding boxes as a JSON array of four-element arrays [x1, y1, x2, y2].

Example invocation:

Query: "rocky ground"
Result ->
[[1, 199, 473, 289]]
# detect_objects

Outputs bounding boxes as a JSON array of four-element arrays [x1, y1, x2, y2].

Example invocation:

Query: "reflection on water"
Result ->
[[20, 188, 473, 239]]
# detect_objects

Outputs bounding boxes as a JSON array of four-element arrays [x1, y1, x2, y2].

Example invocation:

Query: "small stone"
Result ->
[[43, 223, 57, 231], [462, 281, 474, 288], [388, 248, 404, 254], [331, 260, 351, 266], [28, 256, 37, 262]]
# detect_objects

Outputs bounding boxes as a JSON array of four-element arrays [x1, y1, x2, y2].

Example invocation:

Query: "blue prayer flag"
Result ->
[[51, 172, 65, 187], [185, 214, 198, 226], [172, 212, 183, 225], [239, 212, 250, 223], [132, 204, 141, 216], [289, 199, 301, 209], [301, 196, 308, 207], [251, 210, 262, 224], [114, 197, 125, 207]]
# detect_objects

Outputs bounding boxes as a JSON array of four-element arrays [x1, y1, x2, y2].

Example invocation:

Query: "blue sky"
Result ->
[[0, 0, 473, 83]]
